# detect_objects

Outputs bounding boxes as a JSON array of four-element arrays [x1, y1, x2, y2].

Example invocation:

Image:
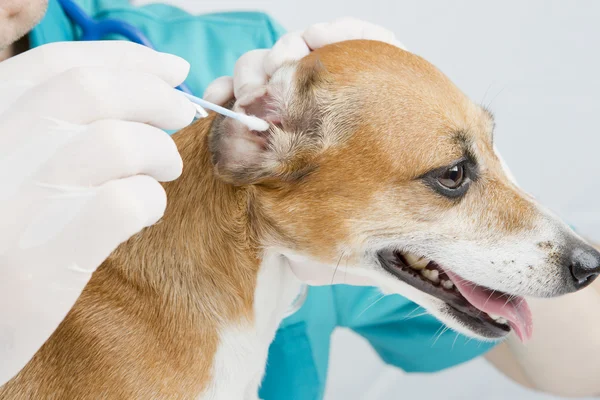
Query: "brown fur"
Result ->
[[0, 40, 541, 398], [253, 41, 536, 263], [0, 115, 264, 398]]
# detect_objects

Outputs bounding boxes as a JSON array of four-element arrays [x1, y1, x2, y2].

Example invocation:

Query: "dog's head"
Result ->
[[209, 40, 600, 342]]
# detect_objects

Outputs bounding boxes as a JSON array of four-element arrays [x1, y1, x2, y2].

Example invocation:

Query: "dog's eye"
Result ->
[[421, 159, 474, 199], [437, 165, 465, 189]]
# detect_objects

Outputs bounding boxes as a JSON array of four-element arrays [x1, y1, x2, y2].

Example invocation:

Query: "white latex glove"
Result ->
[[203, 17, 406, 105], [0, 41, 196, 385]]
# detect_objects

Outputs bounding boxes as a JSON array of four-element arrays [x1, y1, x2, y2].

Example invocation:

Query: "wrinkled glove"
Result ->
[[0, 41, 195, 385], [203, 17, 406, 106]]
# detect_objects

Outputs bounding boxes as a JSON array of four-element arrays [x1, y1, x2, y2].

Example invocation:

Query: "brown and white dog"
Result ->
[[1, 40, 599, 399]]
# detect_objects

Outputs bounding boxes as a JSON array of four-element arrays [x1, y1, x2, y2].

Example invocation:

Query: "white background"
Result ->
[[136, 1, 600, 399]]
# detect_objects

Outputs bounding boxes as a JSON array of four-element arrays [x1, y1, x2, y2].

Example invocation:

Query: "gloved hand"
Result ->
[[203, 17, 406, 106], [0, 41, 195, 385]]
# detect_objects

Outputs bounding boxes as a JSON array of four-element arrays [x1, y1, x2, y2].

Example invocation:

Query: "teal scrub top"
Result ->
[[29, 2, 495, 399]]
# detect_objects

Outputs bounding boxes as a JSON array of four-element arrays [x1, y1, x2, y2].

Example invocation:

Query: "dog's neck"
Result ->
[[107, 116, 264, 320]]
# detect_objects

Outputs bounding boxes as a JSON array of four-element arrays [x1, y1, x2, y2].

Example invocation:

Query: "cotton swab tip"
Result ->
[[237, 114, 270, 131]]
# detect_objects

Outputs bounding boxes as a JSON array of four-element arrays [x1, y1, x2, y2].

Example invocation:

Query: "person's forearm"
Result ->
[[488, 283, 600, 397], [485, 342, 536, 390]]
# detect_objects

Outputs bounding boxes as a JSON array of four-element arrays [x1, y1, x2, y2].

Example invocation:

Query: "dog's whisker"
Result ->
[[431, 325, 450, 347], [402, 311, 431, 321], [485, 85, 508, 109], [480, 81, 495, 107], [452, 332, 460, 349], [479, 290, 497, 317], [431, 324, 444, 339], [502, 294, 517, 308], [357, 294, 388, 318], [331, 252, 345, 284], [402, 305, 424, 320]]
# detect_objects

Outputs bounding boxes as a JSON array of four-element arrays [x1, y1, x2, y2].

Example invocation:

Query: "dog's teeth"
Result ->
[[405, 254, 429, 270], [420, 268, 440, 284], [488, 314, 508, 325], [428, 269, 440, 283], [442, 280, 454, 290], [404, 253, 420, 265]]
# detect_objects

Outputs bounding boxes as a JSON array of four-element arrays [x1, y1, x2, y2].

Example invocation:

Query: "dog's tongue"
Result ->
[[445, 271, 533, 342]]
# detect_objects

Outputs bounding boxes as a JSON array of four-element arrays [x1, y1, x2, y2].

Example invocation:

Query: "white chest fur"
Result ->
[[199, 251, 302, 400]]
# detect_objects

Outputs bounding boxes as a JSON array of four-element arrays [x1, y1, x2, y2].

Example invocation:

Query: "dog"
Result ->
[[1, 39, 599, 399]]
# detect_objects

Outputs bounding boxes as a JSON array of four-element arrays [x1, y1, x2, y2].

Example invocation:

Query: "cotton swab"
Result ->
[[180, 91, 270, 132]]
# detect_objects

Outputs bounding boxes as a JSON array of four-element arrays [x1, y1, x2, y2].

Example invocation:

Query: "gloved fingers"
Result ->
[[0, 80, 36, 115], [14, 67, 196, 130], [34, 120, 183, 187], [205, 19, 405, 109], [264, 31, 310, 76], [203, 76, 234, 105], [0, 41, 190, 88], [71, 174, 167, 268], [233, 49, 270, 101], [303, 17, 406, 50], [20, 175, 168, 272]]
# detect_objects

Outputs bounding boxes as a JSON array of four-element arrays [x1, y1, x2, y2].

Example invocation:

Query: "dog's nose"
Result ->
[[569, 244, 600, 289]]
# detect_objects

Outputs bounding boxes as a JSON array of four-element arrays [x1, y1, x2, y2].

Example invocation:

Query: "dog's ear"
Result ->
[[209, 56, 329, 185]]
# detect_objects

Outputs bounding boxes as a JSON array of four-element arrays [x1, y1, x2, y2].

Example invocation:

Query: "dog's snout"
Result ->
[[569, 244, 600, 289]]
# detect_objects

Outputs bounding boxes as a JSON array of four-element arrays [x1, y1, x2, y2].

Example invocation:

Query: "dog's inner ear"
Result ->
[[209, 56, 329, 186]]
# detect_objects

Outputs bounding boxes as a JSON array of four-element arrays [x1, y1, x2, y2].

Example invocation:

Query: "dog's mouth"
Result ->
[[377, 249, 532, 342]]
